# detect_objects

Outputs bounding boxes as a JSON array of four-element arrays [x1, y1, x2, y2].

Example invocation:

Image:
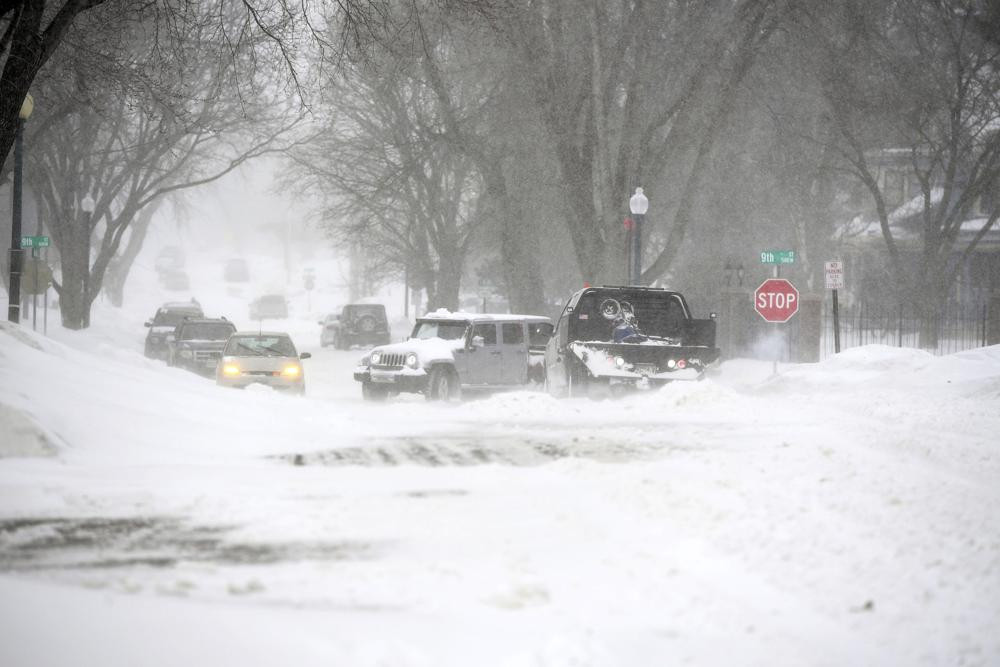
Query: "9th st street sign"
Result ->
[[754, 278, 799, 323]]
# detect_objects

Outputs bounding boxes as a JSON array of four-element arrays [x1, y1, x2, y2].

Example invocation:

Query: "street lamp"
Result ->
[[80, 194, 95, 328], [628, 187, 648, 285], [6, 93, 34, 323]]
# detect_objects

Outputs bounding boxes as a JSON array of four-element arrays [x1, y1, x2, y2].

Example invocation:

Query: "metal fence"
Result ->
[[818, 300, 990, 358]]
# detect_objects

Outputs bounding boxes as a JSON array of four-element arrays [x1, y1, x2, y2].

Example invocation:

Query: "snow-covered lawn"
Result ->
[[1, 317, 998, 666]]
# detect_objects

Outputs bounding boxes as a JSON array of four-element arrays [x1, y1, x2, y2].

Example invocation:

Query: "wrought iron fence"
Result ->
[[818, 300, 990, 358]]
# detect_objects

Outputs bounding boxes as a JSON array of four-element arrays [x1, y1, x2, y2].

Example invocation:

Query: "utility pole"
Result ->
[[7, 95, 33, 323]]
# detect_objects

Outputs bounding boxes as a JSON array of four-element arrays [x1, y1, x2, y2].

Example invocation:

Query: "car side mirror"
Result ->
[[299, 352, 312, 360], [471, 335, 485, 349], [144, 321, 152, 327]]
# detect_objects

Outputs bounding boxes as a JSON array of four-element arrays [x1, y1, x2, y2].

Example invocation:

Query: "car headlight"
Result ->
[[405, 353, 419, 369], [281, 364, 301, 377], [222, 364, 241, 376], [370, 351, 381, 365], [614, 356, 626, 369]]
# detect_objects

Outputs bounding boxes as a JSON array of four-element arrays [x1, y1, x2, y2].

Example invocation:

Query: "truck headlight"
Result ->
[[405, 353, 419, 369], [370, 351, 381, 365]]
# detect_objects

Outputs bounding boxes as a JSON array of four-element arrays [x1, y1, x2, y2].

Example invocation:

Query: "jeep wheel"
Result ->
[[361, 382, 389, 401], [426, 367, 460, 402]]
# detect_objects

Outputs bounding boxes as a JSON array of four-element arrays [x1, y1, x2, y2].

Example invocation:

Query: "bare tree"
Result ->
[[808, 0, 1000, 346], [494, 0, 789, 286], [288, 54, 480, 310], [25, 2, 301, 328]]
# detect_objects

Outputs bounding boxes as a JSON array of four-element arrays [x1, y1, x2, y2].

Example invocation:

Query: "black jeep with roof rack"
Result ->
[[544, 286, 720, 397]]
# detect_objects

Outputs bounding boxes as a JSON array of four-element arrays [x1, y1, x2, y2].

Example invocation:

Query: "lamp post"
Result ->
[[628, 187, 648, 285], [80, 194, 95, 328], [7, 93, 34, 323]]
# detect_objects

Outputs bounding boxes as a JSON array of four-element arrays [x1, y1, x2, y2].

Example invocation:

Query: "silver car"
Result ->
[[216, 332, 310, 394]]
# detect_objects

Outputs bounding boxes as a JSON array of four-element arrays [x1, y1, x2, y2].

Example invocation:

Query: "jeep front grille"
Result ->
[[374, 353, 405, 369]]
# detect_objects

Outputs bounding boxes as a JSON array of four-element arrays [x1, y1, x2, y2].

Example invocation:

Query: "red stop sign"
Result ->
[[754, 278, 799, 322]]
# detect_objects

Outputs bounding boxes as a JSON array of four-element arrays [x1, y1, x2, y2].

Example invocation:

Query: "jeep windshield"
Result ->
[[153, 308, 202, 326], [179, 323, 235, 341], [411, 320, 469, 341], [225, 335, 296, 357], [570, 291, 688, 342]]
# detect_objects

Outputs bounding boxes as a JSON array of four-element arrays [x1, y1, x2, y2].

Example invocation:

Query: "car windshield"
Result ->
[[153, 308, 202, 326], [179, 323, 235, 341], [570, 291, 688, 341], [411, 321, 469, 341], [225, 335, 296, 357]]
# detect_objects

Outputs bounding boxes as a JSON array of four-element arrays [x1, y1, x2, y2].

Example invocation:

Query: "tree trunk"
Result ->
[[432, 251, 463, 312], [55, 214, 90, 329], [479, 159, 547, 314]]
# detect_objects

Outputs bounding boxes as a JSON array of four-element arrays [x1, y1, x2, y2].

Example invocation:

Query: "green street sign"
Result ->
[[21, 235, 50, 248], [760, 249, 795, 265]]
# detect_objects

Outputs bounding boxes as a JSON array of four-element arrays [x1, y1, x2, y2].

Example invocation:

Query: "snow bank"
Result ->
[[2, 316, 999, 666]]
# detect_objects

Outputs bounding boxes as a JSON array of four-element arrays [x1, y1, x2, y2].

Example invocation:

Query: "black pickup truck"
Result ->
[[544, 286, 719, 397]]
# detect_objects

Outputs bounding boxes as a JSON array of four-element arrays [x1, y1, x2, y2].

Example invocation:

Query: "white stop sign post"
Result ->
[[754, 278, 799, 376]]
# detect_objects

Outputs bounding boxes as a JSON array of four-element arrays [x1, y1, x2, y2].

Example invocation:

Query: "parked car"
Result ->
[[160, 268, 190, 291], [144, 301, 204, 359], [167, 318, 237, 375], [249, 294, 288, 320], [216, 332, 310, 394], [544, 286, 719, 397], [223, 258, 250, 282], [353, 311, 553, 401], [322, 303, 391, 349]]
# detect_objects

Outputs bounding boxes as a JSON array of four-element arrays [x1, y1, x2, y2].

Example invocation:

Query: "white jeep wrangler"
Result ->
[[353, 310, 553, 401]]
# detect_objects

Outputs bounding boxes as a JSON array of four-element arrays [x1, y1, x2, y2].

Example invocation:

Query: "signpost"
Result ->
[[755, 277, 799, 376], [825, 260, 844, 353]]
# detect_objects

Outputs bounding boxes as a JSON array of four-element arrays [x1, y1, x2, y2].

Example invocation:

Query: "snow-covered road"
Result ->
[[1, 319, 998, 666]]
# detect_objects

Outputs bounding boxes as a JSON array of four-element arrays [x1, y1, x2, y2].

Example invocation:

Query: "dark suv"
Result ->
[[167, 318, 237, 375], [144, 301, 204, 360], [324, 303, 390, 349]]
